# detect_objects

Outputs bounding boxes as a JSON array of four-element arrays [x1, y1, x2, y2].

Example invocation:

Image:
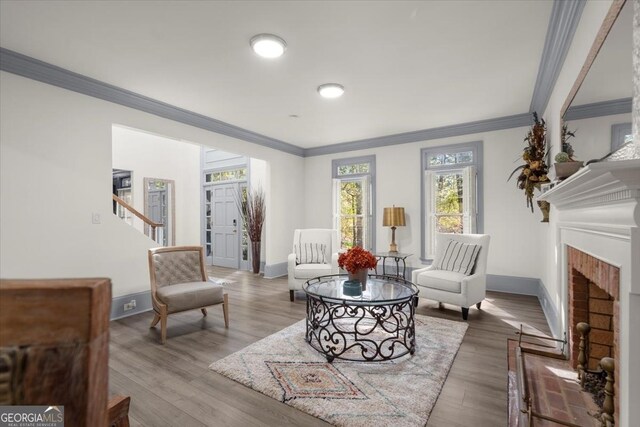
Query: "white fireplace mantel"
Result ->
[[538, 159, 640, 426], [539, 159, 640, 212]]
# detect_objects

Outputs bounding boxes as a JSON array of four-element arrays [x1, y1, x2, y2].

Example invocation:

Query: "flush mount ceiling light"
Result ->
[[250, 34, 286, 58], [317, 83, 345, 99]]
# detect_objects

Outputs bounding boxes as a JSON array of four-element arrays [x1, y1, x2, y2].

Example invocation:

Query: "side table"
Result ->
[[374, 252, 412, 279]]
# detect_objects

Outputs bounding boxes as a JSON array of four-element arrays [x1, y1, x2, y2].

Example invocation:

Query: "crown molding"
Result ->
[[5, 21, 624, 161], [564, 97, 632, 121], [304, 113, 531, 157], [529, 0, 586, 114], [0, 47, 304, 157]]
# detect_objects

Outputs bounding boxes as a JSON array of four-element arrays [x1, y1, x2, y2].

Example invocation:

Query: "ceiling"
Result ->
[[0, 1, 552, 149]]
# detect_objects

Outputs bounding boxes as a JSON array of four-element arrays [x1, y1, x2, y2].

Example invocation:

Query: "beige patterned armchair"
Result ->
[[148, 246, 228, 344]]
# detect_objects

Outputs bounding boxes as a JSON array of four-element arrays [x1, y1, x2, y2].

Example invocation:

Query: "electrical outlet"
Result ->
[[123, 299, 137, 311], [92, 213, 101, 224]]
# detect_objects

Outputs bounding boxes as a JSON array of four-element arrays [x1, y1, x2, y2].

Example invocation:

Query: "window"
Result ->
[[332, 156, 375, 250], [421, 142, 482, 260], [611, 123, 632, 152], [204, 167, 247, 183]]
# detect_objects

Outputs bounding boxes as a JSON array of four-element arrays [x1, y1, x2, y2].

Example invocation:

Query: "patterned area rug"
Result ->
[[209, 314, 468, 426], [208, 276, 235, 285]]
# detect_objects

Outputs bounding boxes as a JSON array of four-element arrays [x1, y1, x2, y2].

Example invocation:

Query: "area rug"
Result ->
[[208, 276, 235, 285], [209, 314, 468, 426]]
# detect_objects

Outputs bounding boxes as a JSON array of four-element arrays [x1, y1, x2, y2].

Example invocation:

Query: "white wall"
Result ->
[[541, 1, 640, 422], [112, 126, 201, 246], [304, 126, 547, 283], [564, 113, 632, 164], [0, 72, 305, 297], [541, 0, 614, 327]]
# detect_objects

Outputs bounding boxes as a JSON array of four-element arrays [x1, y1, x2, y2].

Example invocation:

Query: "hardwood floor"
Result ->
[[109, 267, 552, 426]]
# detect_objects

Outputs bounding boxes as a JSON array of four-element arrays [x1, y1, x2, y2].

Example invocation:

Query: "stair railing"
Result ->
[[112, 194, 163, 242]]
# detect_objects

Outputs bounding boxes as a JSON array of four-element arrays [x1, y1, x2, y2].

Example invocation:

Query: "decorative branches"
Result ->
[[508, 112, 550, 212], [236, 186, 266, 243], [558, 123, 577, 161]]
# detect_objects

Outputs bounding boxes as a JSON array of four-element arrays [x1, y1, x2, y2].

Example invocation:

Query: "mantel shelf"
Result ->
[[537, 159, 640, 210]]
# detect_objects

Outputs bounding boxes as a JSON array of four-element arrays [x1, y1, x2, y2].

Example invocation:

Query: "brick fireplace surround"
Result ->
[[539, 159, 640, 427], [567, 246, 619, 420]]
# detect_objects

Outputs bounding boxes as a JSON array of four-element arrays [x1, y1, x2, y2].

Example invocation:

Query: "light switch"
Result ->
[[92, 213, 101, 224]]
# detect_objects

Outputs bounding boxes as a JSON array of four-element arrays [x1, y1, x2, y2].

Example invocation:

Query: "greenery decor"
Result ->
[[338, 246, 377, 274], [555, 152, 570, 163], [508, 112, 550, 212], [560, 123, 577, 160], [237, 186, 266, 274]]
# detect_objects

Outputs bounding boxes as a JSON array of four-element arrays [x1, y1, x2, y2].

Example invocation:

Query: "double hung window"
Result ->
[[332, 156, 375, 250], [422, 142, 482, 260]]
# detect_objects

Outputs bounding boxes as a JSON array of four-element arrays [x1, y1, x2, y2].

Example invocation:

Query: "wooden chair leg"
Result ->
[[150, 313, 160, 328], [289, 290, 295, 302], [201, 308, 208, 316], [160, 311, 168, 344], [461, 307, 469, 320], [222, 294, 229, 328], [476, 301, 482, 310]]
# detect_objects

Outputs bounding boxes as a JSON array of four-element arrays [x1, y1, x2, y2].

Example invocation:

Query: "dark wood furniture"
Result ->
[[0, 278, 130, 427]]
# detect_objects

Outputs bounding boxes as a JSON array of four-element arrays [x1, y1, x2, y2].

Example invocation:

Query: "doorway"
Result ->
[[144, 178, 175, 246], [204, 181, 249, 269]]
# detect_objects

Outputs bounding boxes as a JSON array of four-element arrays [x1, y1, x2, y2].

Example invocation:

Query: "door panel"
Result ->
[[204, 188, 213, 262], [208, 182, 239, 268], [147, 189, 168, 246]]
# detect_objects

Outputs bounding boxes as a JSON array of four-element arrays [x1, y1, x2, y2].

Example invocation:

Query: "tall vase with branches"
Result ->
[[237, 186, 266, 274]]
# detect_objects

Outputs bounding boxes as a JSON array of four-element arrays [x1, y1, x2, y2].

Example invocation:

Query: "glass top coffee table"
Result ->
[[302, 274, 419, 362]]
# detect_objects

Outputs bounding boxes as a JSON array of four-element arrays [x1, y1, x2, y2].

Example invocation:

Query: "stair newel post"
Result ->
[[600, 357, 615, 427], [576, 322, 590, 387]]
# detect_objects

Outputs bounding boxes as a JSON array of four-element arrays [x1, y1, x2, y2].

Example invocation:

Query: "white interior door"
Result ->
[[147, 188, 168, 246], [210, 183, 239, 268]]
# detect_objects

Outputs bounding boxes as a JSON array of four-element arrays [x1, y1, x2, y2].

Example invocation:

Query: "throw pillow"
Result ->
[[435, 239, 480, 275], [295, 243, 327, 264]]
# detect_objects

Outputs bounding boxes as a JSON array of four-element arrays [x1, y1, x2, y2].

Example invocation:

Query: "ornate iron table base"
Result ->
[[305, 295, 416, 362]]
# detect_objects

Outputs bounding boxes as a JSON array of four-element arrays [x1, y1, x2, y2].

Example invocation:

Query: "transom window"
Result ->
[[421, 142, 483, 260], [336, 162, 370, 176], [332, 156, 376, 250], [205, 167, 247, 183], [428, 150, 474, 166]]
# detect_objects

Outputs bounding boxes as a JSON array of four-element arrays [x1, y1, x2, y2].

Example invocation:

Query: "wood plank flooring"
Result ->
[[109, 267, 552, 426]]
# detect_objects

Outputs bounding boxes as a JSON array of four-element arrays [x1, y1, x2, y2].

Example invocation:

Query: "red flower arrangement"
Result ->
[[338, 246, 378, 273]]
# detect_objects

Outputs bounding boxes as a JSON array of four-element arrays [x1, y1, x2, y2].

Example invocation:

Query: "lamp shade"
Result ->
[[383, 206, 405, 227]]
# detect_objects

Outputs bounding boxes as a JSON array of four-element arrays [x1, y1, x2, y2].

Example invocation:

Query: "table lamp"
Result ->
[[382, 206, 405, 252]]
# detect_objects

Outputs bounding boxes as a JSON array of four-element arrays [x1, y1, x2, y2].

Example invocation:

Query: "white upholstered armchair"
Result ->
[[412, 233, 490, 320], [288, 229, 340, 301]]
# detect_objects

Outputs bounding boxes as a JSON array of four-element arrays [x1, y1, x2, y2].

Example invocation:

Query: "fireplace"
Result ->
[[567, 246, 620, 421], [538, 159, 640, 427], [568, 246, 619, 370]]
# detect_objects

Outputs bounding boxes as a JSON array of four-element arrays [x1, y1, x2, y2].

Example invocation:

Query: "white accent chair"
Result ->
[[412, 233, 490, 320], [288, 229, 340, 301]]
